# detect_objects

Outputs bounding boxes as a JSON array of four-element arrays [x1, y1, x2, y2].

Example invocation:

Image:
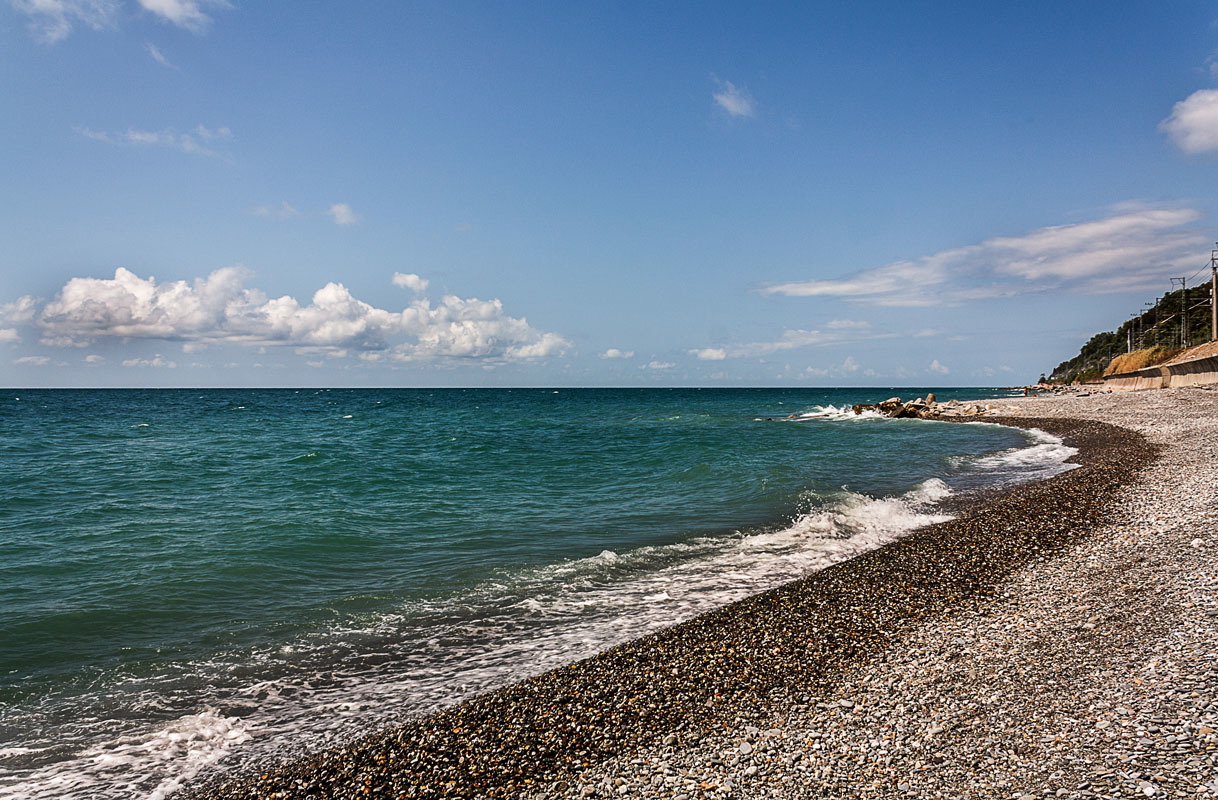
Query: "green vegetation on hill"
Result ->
[[1050, 284, 1213, 383]]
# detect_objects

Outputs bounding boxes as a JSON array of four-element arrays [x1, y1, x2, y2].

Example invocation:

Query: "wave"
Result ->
[[754, 404, 887, 422], [949, 426, 1079, 487]]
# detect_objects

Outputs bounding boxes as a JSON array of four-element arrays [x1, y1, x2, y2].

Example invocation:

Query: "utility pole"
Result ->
[[1211, 243, 1217, 342]]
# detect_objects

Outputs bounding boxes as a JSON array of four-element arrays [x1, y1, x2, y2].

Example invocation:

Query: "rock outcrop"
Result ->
[[850, 397, 997, 420]]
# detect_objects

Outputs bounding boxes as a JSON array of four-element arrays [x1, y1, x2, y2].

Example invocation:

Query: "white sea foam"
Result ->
[[951, 426, 1079, 486], [1, 708, 249, 800], [754, 404, 885, 422]]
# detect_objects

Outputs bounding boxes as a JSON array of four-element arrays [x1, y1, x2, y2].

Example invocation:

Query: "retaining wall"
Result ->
[[1104, 353, 1218, 391]]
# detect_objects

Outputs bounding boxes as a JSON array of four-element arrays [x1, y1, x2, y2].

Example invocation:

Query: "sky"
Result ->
[[3, 1, 1218, 388]]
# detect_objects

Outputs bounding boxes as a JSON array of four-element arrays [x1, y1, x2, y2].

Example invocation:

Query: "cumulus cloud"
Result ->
[[21, 266, 568, 365], [760, 207, 1206, 306], [713, 79, 754, 118], [328, 203, 358, 226], [76, 124, 232, 158], [1, 296, 38, 325], [137, 0, 226, 33], [12, 0, 119, 43], [1160, 89, 1218, 153], [392, 272, 429, 293], [0, 329, 19, 343], [691, 323, 881, 361], [928, 359, 950, 375], [85, 354, 104, 363], [600, 348, 634, 359]]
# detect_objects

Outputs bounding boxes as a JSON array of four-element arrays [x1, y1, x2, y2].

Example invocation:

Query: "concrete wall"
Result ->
[[1104, 353, 1218, 391]]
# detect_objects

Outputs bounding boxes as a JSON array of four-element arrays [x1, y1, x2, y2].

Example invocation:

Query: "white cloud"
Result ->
[[600, 348, 634, 359], [328, 203, 358, 226], [760, 207, 1206, 306], [252, 202, 299, 220], [0, 329, 19, 343], [392, 272, 429, 293], [1, 296, 37, 325], [14, 355, 50, 366], [712, 79, 754, 118], [76, 124, 232, 158], [12, 0, 119, 43], [85, 354, 104, 363], [145, 42, 174, 68], [1160, 89, 1218, 153], [25, 266, 568, 365], [692, 324, 884, 361], [137, 0, 226, 33], [804, 355, 862, 379], [122, 354, 176, 368], [644, 361, 675, 370], [928, 359, 950, 375]]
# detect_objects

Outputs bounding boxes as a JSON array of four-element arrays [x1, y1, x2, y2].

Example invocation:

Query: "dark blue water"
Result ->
[[0, 387, 1067, 799]]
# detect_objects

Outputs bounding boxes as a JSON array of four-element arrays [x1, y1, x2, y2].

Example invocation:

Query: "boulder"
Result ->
[[925, 392, 936, 404]]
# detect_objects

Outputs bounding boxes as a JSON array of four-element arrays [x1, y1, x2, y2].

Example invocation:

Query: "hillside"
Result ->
[[1050, 284, 1214, 383]]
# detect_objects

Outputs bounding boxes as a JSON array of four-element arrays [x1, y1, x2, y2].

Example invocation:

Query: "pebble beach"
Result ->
[[185, 388, 1218, 800]]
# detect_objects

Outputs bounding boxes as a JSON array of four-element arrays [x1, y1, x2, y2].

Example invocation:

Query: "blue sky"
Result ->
[[3, 1, 1218, 387]]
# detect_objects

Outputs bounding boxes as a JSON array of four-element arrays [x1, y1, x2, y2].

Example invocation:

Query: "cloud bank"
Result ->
[[760, 207, 1206, 306], [16, 267, 568, 364]]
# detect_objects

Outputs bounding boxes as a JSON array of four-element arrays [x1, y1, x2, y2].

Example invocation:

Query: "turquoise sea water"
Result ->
[[0, 387, 1070, 799]]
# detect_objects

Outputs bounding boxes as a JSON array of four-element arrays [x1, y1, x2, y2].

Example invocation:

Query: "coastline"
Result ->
[[182, 389, 1218, 799]]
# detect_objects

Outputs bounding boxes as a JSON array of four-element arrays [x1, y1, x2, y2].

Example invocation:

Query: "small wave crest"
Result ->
[[950, 427, 1079, 487], [755, 404, 885, 422], [1, 708, 249, 800]]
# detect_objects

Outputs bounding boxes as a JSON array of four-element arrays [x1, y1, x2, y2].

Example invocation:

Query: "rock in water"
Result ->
[[926, 392, 936, 404]]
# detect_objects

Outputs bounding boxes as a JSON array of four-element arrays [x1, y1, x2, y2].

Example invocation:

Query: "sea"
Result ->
[[0, 387, 1075, 799]]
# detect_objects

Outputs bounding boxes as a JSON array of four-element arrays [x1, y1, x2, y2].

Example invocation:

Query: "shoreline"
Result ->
[[184, 405, 1171, 799]]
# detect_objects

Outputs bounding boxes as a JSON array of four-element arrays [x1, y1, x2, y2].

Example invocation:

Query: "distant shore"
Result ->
[[185, 388, 1218, 800]]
